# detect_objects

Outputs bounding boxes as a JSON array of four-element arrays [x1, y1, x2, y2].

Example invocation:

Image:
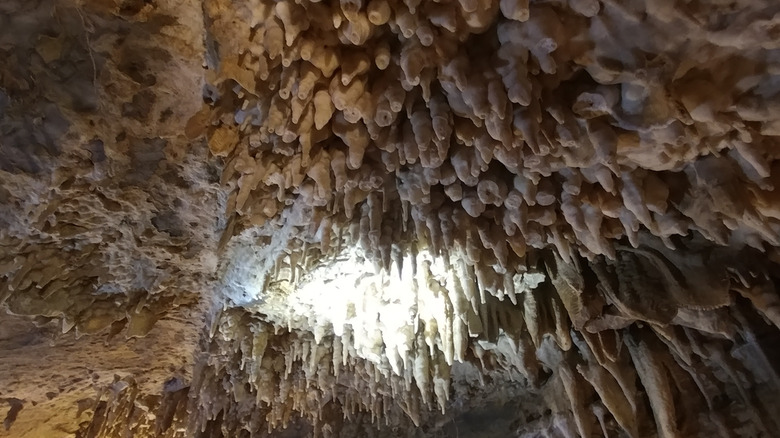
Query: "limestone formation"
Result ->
[[2, 0, 780, 437]]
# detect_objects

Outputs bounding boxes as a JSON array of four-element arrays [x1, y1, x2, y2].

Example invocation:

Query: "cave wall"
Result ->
[[0, 0, 223, 435]]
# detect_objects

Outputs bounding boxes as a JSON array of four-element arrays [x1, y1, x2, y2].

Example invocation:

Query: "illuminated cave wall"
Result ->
[[2, 0, 780, 437]]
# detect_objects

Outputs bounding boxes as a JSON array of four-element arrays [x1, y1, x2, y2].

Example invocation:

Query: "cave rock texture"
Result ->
[[2, 0, 780, 437]]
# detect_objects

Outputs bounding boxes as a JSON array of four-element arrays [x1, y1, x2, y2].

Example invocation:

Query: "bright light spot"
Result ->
[[251, 244, 455, 375]]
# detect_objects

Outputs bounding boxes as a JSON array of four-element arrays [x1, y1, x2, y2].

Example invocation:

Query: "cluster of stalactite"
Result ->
[[206, 0, 780, 274], [171, 233, 780, 437], [72, 375, 189, 438], [3, 0, 780, 436], [189, 0, 780, 432]]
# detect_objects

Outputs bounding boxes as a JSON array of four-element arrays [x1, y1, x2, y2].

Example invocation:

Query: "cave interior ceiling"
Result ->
[[2, 0, 780, 437]]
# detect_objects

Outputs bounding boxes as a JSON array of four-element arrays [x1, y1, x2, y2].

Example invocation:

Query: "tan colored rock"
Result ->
[[5, 0, 780, 436]]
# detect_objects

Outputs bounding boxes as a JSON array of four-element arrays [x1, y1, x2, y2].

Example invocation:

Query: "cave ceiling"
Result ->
[[2, 0, 780, 437]]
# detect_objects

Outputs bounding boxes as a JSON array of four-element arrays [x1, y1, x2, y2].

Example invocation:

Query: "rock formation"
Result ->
[[2, 0, 780, 436]]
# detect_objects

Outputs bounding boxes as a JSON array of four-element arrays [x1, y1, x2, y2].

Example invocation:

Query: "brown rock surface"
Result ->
[[2, 0, 780, 436]]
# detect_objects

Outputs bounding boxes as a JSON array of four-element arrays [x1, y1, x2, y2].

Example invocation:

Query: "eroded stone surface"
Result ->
[[0, 308, 201, 437], [3, 0, 780, 436], [0, 0, 224, 434]]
